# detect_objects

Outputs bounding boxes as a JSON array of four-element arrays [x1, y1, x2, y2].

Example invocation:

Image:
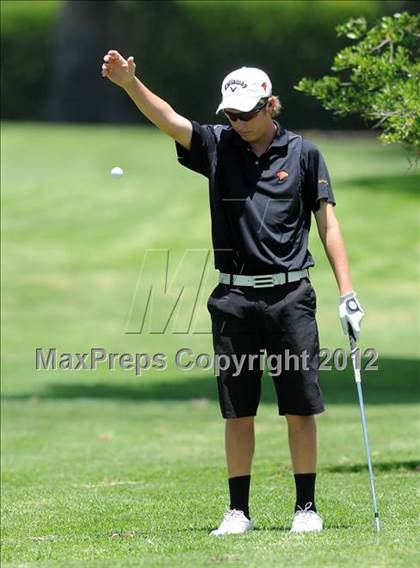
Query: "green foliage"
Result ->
[[1, 0, 62, 119], [1, 0, 414, 127], [115, 0, 392, 128], [0, 0, 61, 33], [175, 0, 381, 43], [296, 13, 420, 158], [2, 0, 398, 127]]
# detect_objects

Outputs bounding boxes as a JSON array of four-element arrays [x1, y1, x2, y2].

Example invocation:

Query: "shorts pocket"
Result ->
[[207, 283, 228, 314], [300, 281, 317, 313]]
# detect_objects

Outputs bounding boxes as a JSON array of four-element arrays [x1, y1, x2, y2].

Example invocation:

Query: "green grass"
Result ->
[[1, 123, 420, 567]]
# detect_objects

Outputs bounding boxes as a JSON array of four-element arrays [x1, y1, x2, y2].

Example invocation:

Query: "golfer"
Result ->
[[101, 51, 364, 534]]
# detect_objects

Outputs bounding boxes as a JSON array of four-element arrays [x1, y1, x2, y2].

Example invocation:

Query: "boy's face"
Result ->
[[225, 99, 274, 143]]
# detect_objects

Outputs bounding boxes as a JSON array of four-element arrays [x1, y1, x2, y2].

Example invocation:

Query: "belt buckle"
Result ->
[[253, 275, 275, 288]]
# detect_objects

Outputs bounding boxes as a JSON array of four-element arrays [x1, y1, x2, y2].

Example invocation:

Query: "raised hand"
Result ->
[[101, 50, 136, 88]]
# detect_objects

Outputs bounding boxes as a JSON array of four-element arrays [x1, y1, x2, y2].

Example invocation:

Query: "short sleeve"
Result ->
[[175, 120, 218, 179], [301, 140, 336, 212]]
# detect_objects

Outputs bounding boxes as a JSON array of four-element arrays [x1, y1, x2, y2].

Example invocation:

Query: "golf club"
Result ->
[[348, 325, 380, 532]]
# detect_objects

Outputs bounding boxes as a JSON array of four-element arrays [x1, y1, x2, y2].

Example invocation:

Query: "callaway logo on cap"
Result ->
[[216, 67, 272, 114]]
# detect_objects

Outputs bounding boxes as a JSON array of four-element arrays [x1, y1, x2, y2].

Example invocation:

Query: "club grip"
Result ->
[[348, 324, 357, 351]]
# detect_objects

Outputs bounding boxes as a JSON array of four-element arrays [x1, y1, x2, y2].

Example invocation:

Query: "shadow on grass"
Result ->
[[349, 174, 419, 194], [3, 357, 419, 405], [324, 460, 420, 474]]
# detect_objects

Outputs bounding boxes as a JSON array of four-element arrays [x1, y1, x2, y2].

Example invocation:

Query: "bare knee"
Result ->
[[285, 414, 315, 431], [226, 416, 254, 431]]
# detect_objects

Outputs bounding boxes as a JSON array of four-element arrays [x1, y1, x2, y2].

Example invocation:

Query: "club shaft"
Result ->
[[349, 332, 380, 532], [355, 381, 380, 531]]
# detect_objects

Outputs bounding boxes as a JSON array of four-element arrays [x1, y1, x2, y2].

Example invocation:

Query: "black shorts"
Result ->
[[207, 277, 324, 418]]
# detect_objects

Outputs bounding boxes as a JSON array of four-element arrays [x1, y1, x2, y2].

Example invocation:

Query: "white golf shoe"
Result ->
[[210, 509, 254, 536], [290, 502, 323, 533]]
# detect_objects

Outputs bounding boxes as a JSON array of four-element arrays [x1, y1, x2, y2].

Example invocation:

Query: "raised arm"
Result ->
[[101, 50, 192, 150]]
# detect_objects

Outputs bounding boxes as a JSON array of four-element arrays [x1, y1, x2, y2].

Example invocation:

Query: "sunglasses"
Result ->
[[223, 98, 269, 122]]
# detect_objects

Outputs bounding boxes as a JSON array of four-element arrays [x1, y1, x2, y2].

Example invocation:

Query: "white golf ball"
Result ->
[[111, 166, 124, 178]]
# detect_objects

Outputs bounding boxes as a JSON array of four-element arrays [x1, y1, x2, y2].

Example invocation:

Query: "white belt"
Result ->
[[219, 269, 309, 288]]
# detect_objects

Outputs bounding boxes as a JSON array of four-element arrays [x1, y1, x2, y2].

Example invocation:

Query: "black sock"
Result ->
[[229, 475, 251, 519], [294, 473, 317, 512]]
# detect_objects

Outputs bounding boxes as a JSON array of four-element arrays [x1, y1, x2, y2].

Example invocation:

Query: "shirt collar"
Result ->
[[231, 120, 288, 148]]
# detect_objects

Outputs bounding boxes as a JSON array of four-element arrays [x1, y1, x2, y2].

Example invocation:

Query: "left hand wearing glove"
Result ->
[[339, 291, 364, 341]]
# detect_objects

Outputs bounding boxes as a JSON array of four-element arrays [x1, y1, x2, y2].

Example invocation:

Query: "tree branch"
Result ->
[[370, 38, 391, 52]]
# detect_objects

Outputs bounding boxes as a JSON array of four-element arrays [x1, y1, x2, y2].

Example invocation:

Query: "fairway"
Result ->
[[1, 123, 419, 567]]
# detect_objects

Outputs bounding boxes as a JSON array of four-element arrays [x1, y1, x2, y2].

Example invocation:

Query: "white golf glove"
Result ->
[[339, 291, 364, 341]]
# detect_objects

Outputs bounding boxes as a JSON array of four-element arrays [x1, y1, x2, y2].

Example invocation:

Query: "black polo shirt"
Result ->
[[175, 120, 335, 275]]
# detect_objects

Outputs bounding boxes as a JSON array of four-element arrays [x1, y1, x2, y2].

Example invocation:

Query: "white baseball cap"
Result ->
[[216, 67, 272, 114]]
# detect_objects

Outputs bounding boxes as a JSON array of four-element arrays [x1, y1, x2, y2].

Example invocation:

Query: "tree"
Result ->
[[295, 12, 420, 161]]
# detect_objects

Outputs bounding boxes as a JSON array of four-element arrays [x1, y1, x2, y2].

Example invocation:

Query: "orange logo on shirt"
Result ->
[[276, 170, 289, 183]]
